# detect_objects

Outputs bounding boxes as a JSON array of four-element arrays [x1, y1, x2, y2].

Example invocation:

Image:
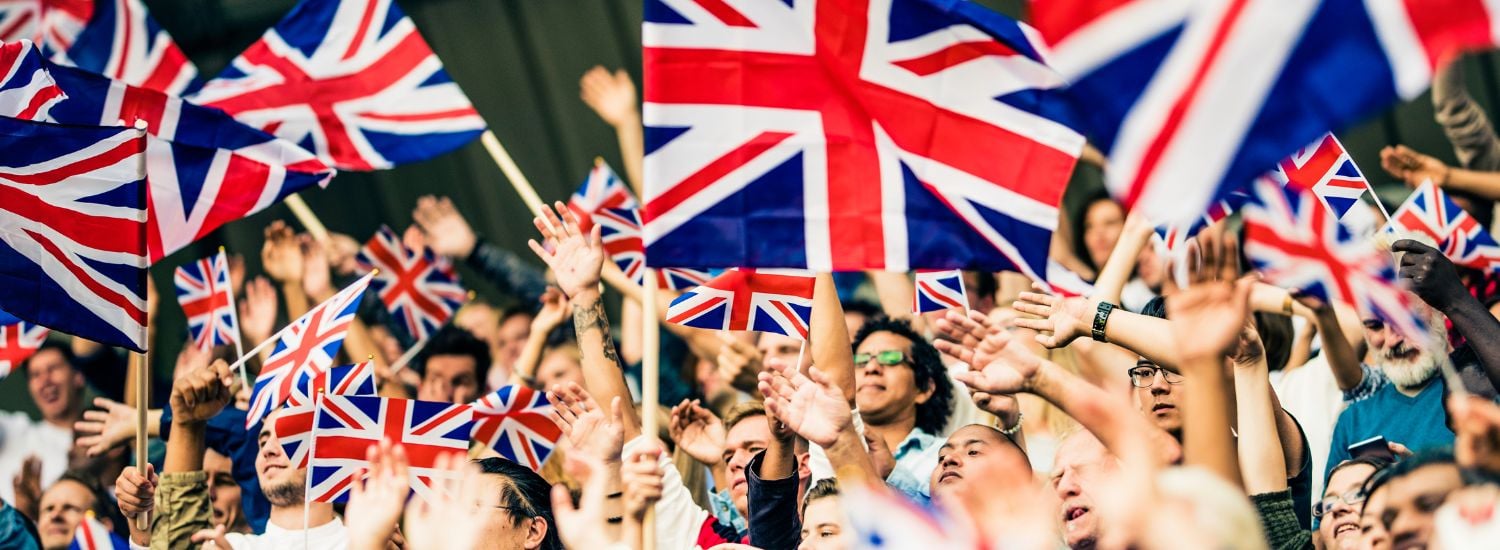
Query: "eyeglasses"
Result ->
[[1127, 365, 1185, 388], [1312, 490, 1366, 517], [853, 350, 909, 367]]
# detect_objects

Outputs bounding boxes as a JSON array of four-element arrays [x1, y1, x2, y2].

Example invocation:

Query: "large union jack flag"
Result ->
[[596, 207, 713, 291], [0, 117, 148, 351], [1385, 181, 1500, 274], [0, 313, 48, 380], [1243, 176, 1423, 338], [1032, 0, 1500, 227], [470, 385, 561, 473], [641, 0, 1083, 274], [173, 249, 239, 351], [246, 272, 373, 429], [63, 0, 197, 96], [913, 269, 966, 314], [308, 394, 472, 503], [0, 39, 63, 120], [569, 161, 638, 233], [43, 62, 335, 261], [354, 225, 465, 342], [188, 0, 486, 171], [0, 0, 91, 58], [276, 361, 378, 468], [666, 268, 814, 340], [1275, 133, 1373, 222]]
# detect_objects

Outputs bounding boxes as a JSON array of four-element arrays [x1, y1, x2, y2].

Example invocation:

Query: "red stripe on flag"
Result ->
[[891, 40, 1022, 77], [642, 131, 795, 223], [1401, 0, 1496, 67]]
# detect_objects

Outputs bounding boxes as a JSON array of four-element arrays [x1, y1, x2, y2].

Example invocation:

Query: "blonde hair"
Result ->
[[1153, 467, 1269, 550]]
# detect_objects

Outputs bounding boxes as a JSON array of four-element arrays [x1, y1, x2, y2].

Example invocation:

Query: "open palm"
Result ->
[[528, 203, 604, 299], [1011, 292, 1092, 348], [760, 365, 849, 448]]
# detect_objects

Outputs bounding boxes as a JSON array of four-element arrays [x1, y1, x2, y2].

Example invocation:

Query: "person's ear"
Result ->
[[524, 517, 548, 549]]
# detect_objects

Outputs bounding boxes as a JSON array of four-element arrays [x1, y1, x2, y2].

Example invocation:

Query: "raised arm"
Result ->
[[812, 273, 856, 402], [512, 288, 570, 386], [1012, 291, 1182, 368], [580, 66, 645, 192], [1395, 238, 1500, 390], [1092, 212, 1156, 305], [528, 202, 641, 440]]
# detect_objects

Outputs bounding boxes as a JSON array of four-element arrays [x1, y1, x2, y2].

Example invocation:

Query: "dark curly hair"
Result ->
[[851, 318, 953, 435], [417, 327, 492, 387], [476, 457, 564, 550]]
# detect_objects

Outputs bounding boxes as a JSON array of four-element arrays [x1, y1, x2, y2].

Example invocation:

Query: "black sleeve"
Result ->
[[746, 451, 801, 550], [463, 235, 548, 306]]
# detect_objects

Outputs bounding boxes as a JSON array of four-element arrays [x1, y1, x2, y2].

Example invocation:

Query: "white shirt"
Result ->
[[624, 436, 712, 550], [0, 411, 72, 504], [220, 516, 347, 550]]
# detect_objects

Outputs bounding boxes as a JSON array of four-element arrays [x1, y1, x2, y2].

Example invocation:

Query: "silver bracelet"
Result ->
[[1000, 412, 1024, 436]]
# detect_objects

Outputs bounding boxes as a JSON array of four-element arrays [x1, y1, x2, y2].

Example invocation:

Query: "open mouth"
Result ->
[[1333, 523, 1359, 538], [1064, 506, 1090, 523]]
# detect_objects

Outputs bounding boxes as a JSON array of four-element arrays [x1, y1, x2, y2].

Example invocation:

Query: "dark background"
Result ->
[[4, 0, 1498, 414]]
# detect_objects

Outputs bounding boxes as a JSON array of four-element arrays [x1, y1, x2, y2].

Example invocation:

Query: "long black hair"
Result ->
[[852, 317, 954, 435], [476, 457, 564, 550]]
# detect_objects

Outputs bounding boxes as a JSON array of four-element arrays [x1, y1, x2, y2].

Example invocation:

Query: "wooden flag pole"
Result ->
[[640, 268, 660, 550], [479, 130, 558, 233], [133, 350, 149, 531], [282, 194, 332, 244]]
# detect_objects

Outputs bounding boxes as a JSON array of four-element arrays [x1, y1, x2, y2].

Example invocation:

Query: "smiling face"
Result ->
[[27, 348, 83, 425], [255, 411, 306, 507], [1051, 431, 1117, 549], [929, 424, 1030, 503], [1363, 317, 1445, 390], [722, 413, 770, 517], [1319, 463, 1377, 550], [853, 332, 932, 427], [1383, 463, 1462, 550], [38, 479, 96, 550]]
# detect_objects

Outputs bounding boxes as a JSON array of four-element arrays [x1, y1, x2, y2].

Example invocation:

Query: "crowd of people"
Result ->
[[4, 60, 1500, 550]]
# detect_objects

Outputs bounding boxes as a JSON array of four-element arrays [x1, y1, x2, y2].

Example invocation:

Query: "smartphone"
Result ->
[[1348, 435, 1394, 461]]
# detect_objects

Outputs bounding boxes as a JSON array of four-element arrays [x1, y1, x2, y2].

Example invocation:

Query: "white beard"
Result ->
[[1374, 321, 1448, 389]]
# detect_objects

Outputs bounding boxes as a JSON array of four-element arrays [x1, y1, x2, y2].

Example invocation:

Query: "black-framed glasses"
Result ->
[[1128, 364, 1184, 388], [853, 350, 908, 367], [1312, 490, 1366, 517]]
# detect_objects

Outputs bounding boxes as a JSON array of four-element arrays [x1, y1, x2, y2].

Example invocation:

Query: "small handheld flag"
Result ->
[[69, 511, 127, 550], [0, 314, 48, 382], [666, 269, 814, 340], [174, 250, 240, 351], [469, 385, 561, 472], [1384, 181, 1500, 274], [245, 272, 374, 429], [568, 161, 638, 232], [307, 395, 472, 503], [913, 270, 966, 314]]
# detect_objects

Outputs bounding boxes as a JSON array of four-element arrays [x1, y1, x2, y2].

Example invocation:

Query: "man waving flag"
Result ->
[[641, 0, 1083, 275]]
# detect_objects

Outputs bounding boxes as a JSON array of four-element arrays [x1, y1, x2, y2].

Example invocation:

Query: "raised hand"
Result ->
[[190, 524, 232, 549], [933, 309, 1006, 366], [260, 221, 304, 284], [410, 195, 478, 259], [324, 232, 362, 276], [532, 287, 571, 335], [757, 362, 850, 448], [621, 445, 664, 523], [527, 202, 605, 300], [74, 397, 138, 456], [300, 234, 335, 301], [949, 331, 1045, 397], [716, 337, 764, 395], [346, 440, 411, 550], [669, 399, 726, 466], [238, 276, 278, 346], [551, 451, 617, 550], [170, 359, 237, 423], [579, 66, 638, 128], [1010, 290, 1093, 348], [404, 453, 486, 550], [1393, 238, 1468, 312], [11, 456, 40, 520], [1380, 145, 1450, 188], [1167, 233, 1254, 364], [1228, 322, 1265, 368], [549, 382, 625, 463]]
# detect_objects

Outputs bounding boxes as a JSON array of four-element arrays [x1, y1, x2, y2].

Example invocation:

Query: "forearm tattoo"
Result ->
[[572, 299, 624, 369]]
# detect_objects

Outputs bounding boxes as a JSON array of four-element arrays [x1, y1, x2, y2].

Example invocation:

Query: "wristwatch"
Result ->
[[1091, 301, 1115, 342]]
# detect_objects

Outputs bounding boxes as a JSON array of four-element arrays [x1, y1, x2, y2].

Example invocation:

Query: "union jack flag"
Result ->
[[308, 394, 472, 503], [188, 0, 486, 171], [355, 226, 465, 342], [0, 315, 48, 381], [276, 361, 378, 468], [641, 0, 1083, 274], [173, 249, 239, 351], [470, 385, 561, 472], [68, 511, 126, 550], [1045, 259, 1094, 298], [569, 161, 638, 232], [596, 207, 713, 291], [1274, 133, 1373, 221], [1153, 190, 1250, 253], [0, 117, 148, 351], [1242, 176, 1423, 338], [0, 39, 63, 120], [62, 0, 197, 96], [1033, 0, 1500, 227], [43, 62, 335, 261], [0, 0, 91, 58], [1385, 181, 1500, 274], [913, 269, 966, 314], [246, 272, 373, 429], [666, 268, 814, 340]]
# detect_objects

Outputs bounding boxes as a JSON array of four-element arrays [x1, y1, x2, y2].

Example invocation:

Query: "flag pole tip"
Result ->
[[594, 156, 604, 167]]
